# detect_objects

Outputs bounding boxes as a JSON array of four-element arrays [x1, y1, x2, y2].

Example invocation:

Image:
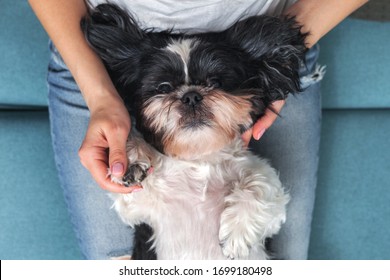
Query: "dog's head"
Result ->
[[82, 3, 306, 160]]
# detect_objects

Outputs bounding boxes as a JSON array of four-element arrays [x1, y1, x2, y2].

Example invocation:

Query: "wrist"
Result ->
[[86, 89, 125, 114], [79, 76, 123, 112]]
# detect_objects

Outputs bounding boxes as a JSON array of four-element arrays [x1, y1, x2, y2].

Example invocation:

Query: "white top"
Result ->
[[87, 0, 296, 33]]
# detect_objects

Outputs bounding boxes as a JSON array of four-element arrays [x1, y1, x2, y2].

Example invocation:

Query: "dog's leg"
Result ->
[[219, 157, 289, 259], [132, 224, 157, 260], [110, 133, 159, 259]]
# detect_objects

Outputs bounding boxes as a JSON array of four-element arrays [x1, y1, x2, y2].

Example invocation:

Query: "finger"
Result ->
[[106, 129, 130, 177], [90, 159, 142, 194], [85, 154, 136, 193], [241, 128, 253, 147], [79, 139, 133, 193], [252, 100, 285, 140]]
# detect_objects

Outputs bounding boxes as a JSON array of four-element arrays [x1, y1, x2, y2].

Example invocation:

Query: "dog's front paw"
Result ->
[[110, 162, 150, 187], [122, 163, 150, 186]]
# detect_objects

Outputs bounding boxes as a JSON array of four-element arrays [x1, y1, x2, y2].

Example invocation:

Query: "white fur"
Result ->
[[111, 134, 289, 260], [165, 39, 197, 84]]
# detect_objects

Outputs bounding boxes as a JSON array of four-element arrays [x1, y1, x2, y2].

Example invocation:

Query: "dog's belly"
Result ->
[[138, 160, 229, 259], [154, 193, 227, 259]]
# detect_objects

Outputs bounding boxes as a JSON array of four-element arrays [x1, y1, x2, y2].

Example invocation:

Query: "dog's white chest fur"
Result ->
[[112, 137, 289, 260], [141, 160, 227, 259]]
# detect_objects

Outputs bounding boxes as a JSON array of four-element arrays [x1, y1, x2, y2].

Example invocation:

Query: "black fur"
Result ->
[[131, 224, 157, 260], [81, 3, 307, 113], [81, 3, 307, 260], [223, 15, 307, 101]]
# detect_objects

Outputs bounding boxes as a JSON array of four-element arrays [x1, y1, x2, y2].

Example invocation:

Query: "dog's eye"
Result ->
[[156, 82, 174, 94], [193, 80, 204, 86], [207, 78, 221, 89]]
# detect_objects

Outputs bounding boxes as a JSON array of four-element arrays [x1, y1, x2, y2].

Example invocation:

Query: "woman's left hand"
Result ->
[[242, 100, 285, 146]]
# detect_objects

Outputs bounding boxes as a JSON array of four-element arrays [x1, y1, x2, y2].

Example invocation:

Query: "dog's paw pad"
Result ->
[[122, 164, 149, 186]]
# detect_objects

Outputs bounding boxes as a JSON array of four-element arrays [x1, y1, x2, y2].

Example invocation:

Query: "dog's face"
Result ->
[[82, 4, 306, 160], [136, 38, 267, 159]]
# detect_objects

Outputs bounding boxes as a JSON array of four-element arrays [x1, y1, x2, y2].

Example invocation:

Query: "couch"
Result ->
[[1, 1, 389, 259]]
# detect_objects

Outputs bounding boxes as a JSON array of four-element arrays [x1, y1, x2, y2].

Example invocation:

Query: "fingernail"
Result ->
[[255, 129, 266, 140], [112, 162, 124, 175]]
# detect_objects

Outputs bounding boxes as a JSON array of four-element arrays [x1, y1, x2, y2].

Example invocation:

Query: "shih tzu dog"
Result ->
[[82, 3, 306, 260]]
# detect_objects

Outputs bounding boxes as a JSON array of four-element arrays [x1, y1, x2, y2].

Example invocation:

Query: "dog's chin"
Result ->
[[161, 120, 241, 161]]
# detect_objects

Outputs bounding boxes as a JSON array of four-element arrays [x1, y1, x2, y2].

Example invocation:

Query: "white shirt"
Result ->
[[87, 0, 296, 33]]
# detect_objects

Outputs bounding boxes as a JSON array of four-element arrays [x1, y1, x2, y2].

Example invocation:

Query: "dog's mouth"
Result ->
[[181, 118, 211, 130], [178, 104, 213, 130]]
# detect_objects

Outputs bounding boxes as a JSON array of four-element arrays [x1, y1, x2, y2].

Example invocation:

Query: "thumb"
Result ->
[[107, 134, 128, 177]]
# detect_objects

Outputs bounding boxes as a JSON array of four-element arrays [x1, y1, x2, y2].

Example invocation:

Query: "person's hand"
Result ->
[[242, 100, 285, 146], [78, 96, 140, 193]]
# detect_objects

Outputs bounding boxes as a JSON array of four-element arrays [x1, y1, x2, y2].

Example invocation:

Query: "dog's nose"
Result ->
[[181, 91, 203, 106]]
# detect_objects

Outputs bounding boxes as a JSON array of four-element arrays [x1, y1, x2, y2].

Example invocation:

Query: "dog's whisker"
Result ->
[[165, 98, 179, 123]]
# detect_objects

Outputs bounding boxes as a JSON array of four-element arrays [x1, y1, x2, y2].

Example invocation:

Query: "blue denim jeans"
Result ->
[[250, 44, 323, 259], [47, 41, 322, 260]]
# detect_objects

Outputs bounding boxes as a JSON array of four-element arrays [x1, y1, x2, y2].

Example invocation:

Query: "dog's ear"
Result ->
[[225, 16, 307, 101], [81, 3, 148, 85]]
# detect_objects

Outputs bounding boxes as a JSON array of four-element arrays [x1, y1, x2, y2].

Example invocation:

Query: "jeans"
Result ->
[[250, 44, 323, 259], [47, 41, 322, 260]]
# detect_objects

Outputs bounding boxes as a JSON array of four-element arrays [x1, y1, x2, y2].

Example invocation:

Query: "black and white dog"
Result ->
[[82, 3, 306, 260]]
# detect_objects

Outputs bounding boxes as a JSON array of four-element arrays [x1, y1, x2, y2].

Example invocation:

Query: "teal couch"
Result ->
[[1, 2, 389, 260]]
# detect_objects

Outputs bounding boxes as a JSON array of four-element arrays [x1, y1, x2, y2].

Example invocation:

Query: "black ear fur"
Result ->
[[81, 3, 148, 86], [225, 16, 307, 102]]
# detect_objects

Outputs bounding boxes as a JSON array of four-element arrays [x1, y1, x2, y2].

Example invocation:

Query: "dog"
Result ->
[[81, 3, 307, 260]]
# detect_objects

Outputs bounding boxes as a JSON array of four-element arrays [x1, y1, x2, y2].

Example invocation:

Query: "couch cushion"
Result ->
[[319, 18, 390, 109], [0, 111, 83, 259], [309, 109, 390, 259], [0, 1, 49, 108]]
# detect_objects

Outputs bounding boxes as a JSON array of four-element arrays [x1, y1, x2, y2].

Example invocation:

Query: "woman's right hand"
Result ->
[[78, 95, 140, 193], [28, 0, 143, 193]]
